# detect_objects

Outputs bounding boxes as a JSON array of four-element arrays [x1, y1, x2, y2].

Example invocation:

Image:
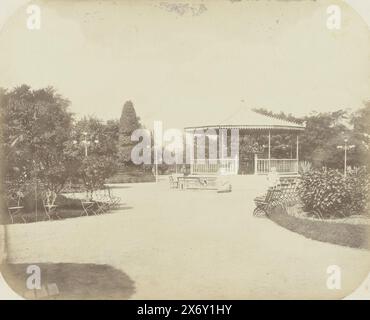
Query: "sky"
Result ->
[[0, 0, 369, 130]]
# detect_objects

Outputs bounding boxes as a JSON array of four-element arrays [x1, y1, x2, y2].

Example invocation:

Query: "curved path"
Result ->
[[4, 176, 370, 299]]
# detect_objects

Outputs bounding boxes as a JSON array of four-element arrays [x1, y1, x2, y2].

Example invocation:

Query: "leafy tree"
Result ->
[[79, 155, 117, 198], [1, 85, 74, 194], [252, 107, 302, 124], [253, 107, 356, 169], [252, 108, 302, 160], [350, 101, 370, 167], [0, 85, 75, 222], [300, 110, 351, 169], [68, 117, 119, 195], [72, 117, 118, 159], [105, 119, 120, 149]]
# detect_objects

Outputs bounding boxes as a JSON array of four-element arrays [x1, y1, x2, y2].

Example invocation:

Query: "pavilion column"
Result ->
[[296, 134, 299, 173], [219, 128, 223, 159], [268, 130, 271, 171], [185, 130, 195, 175], [254, 153, 258, 175]]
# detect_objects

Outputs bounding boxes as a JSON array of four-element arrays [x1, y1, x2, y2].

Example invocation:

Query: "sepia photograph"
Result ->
[[0, 0, 370, 305]]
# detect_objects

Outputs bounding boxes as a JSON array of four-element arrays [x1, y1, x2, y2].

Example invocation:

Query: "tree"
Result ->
[[300, 110, 351, 169], [118, 100, 141, 166], [252, 107, 303, 159], [1, 85, 74, 194], [252, 107, 302, 124], [253, 107, 356, 169], [350, 101, 370, 168], [68, 117, 119, 195], [0, 85, 75, 221]]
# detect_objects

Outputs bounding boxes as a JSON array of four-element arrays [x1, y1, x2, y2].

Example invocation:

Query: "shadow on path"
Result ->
[[7, 204, 133, 225], [1, 263, 136, 300]]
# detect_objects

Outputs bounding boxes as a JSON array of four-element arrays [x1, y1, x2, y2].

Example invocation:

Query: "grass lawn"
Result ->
[[268, 205, 370, 249]]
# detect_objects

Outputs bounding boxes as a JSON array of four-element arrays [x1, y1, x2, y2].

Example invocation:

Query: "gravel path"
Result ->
[[4, 176, 370, 299]]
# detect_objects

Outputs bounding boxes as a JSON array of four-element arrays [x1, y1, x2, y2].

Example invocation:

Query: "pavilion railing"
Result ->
[[255, 157, 298, 175], [191, 157, 239, 175]]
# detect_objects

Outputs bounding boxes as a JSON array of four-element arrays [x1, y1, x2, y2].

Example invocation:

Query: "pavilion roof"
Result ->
[[184, 108, 305, 132]]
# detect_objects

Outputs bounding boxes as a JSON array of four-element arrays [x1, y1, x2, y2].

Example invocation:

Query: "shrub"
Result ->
[[299, 161, 312, 174], [345, 167, 370, 215], [298, 167, 370, 218], [79, 155, 117, 195]]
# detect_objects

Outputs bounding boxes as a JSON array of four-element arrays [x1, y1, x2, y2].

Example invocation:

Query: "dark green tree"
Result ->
[[253, 107, 360, 169], [300, 110, 351, 169], [66, 117, 119, 194], [118, 100, 141, 166], [0, 85, 74, 221], [349, 101, 370, 168], [1, 85, 74, 192], [252, 108, 303, 160]]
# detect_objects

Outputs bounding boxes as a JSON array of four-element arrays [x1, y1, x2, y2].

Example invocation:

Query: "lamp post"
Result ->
[[146, 144, 157, 183], [73, 132, 99, 157], [336, 138, 355, 177], [154, 143, 158, 183], [32, 160, 38, 222]]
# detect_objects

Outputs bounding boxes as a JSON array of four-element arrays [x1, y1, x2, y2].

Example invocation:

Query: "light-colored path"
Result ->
[[4, 176, 370, 299]]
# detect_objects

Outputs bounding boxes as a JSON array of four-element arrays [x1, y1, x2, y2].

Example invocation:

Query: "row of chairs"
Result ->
[[7, 192, 27, 224], [80, 189, 121, 216], [253, 178, 299, 217], [7, 188, 121, 223], [7, 190, 60, 223]]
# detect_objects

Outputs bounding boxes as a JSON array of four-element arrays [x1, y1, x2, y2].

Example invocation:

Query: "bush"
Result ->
[[345, 167, 370, 215], [298, 161, 312, 175], [79, 155, 117, 193], [298, 167, 370, 218]]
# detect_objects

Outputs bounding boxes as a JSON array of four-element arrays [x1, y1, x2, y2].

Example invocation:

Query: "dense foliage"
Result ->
[[0, 85, 120, 222], [65, 117, 119, 196], [298, 167, 370, 218], [0, 85, 74, 194], [254, 102, 370, 169], [118, 100, 141, 165], [1, 84, 369, 223]]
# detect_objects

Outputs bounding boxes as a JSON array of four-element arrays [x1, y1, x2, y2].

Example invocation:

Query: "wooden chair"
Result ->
[[94, 190, 111, 214], [278, 180, 299, 204], [42, 190, 60, 221], [106, 187, 121, 209], [81, 191, 98, 216], [253, 178, 299, 217], [92, 188, 121, 214], [253, 187, 282, 217], [7, 192, 26, 224], [81, 200, 97, 216], [169, 175, 179, 189]]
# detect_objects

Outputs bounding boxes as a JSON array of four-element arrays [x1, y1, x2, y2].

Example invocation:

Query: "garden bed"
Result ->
[[267, 205, 370, 250], [4, 194, 128, 225]]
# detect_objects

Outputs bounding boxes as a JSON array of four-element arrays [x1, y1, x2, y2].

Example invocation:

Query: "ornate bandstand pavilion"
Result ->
[[184, 108, 306, 175]]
